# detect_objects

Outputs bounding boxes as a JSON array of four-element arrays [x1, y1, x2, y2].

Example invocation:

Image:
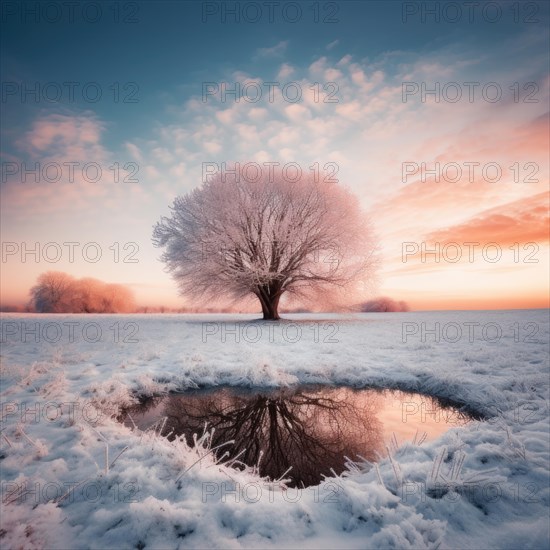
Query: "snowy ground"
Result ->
[[1, 310, 549, 549]]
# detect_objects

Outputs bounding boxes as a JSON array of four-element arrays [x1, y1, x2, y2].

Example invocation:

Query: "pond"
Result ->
[[120, 385, 479, 487]]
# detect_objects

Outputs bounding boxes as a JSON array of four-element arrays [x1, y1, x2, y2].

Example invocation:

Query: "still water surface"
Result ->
[[121, 385, 477, 487]]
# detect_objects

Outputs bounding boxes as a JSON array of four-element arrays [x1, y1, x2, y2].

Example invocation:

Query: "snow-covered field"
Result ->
[[1, 310, 549, 549]]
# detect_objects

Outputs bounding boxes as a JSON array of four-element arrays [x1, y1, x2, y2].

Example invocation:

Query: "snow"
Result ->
[[1, 310, 549, 549]]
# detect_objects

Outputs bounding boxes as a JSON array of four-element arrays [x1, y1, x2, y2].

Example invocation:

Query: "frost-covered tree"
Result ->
[[30, 271, 75, 313], [71, 277, 104, 313], [30, 272, 135, 313], [101, 283, 136, 313], [153, 168, 378, 320]]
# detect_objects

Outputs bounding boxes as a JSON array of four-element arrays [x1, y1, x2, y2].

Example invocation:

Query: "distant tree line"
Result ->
[[29, 271, 135, 313], [358, 297, 410, 312]]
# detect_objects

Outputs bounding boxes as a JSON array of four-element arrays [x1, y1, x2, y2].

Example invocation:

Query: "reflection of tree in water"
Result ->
[[161, 387, 385, 487]]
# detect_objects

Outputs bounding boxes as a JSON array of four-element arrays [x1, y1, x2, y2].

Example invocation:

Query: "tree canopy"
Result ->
[[153, 169, 378, 319]]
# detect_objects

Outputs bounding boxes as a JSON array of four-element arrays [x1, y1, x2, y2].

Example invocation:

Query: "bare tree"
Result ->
[[30, 271, 76, 313], [153, 169, 378, 319], [71, 277, 104, 313]]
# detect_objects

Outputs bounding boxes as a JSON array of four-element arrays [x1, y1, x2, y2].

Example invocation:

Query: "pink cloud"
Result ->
[[18, 113, 106, 160], [425, 192, 549, 246]]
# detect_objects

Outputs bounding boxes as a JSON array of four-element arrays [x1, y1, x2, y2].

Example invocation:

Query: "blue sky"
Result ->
[[1, 1, 549, 309], [4, 0, 546, 151]]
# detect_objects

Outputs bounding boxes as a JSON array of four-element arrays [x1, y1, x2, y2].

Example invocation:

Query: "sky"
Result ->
[[1, 0, 549, 311]]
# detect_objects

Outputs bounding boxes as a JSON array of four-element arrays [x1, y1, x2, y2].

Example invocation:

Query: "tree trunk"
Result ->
[[262, 295, 281, 320], [257, 287, 281, 320]]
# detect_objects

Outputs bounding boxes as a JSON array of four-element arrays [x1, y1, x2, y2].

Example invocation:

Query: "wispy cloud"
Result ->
[[254, 40, 288, 59]]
